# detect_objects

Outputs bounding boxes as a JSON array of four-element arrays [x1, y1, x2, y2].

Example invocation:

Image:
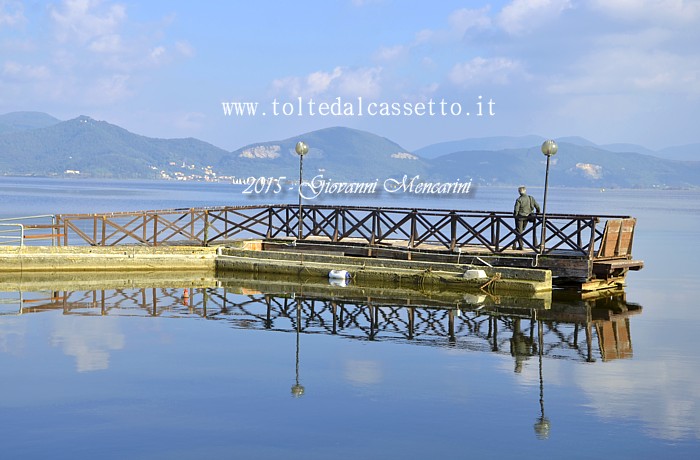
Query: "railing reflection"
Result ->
[[2, 282, 641, 364]]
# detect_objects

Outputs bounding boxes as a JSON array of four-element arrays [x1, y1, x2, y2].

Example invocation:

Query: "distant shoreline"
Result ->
[[2, 174, 698, 191]]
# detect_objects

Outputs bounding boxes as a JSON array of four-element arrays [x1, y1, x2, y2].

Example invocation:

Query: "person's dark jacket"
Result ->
[[514, 194, 541, 217]]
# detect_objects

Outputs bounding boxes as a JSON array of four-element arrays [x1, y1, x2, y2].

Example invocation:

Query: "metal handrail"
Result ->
[[0, 215, 57, 246], [50, 204, 634, 258], [0, 223, 24, 246], [0, 214, 56, 222]]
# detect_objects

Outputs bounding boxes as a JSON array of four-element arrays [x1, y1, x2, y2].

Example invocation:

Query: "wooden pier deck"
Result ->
[[3, 204, 643, 291]]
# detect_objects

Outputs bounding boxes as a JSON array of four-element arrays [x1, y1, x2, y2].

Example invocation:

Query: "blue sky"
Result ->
[[1, 0, 699, 151]]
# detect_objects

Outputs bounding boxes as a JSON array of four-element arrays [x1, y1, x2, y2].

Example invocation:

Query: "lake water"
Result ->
[[0, 177, 699, 459]]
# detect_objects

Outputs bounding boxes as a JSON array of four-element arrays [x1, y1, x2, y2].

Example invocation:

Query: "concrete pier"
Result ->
[[0, 245, 217, 272], [0, 240, 551, 293], [217, 242, 551, 294]]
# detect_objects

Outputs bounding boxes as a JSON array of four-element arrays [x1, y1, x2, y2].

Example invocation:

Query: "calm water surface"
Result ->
[[0, 177, 698, 459]]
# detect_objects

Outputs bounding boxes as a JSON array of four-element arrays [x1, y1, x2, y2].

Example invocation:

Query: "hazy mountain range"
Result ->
[[0, 111, 698, 188]]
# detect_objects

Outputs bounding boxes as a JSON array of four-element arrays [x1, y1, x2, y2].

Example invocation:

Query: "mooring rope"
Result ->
[[480, 272, 502, 293], [419, 267, 434, 289]]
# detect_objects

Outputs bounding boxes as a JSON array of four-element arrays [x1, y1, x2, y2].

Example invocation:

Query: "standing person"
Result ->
[[513, 186, 540, 250]]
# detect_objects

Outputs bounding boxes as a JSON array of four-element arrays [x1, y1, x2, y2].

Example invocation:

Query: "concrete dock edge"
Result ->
[[0, 242, 552, 294], [217, 246, 552, 293]]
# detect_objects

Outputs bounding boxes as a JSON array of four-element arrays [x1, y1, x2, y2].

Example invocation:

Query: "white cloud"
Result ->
[[548, 46, 700, 96], [414, 6, 492, 45], [0, 0, 24, 26], [414, 28, 434, 45], [3, 0, 698, 151], [421, 82, 440, 94], [368, 6, 495, 98], [175, 40, 195, 58], [374, 44, 407, 61], [86, 73, 132, 104], [149, 45, 166, 64], [306, 67, 343, 95], [88, 33, 122, 53], [336, 67, 382, 97], [50, 0, 126, 45], [47, 1, 195, 71], [270, 76, 300, 98], [448, 7, 492, 36], [498, 0, 573, 35], [0, 38, 35, 53], [0, 0, 197, 109], [590, 0, 700, 24], [449, 56, 522, 87], [421, 56, 435, 68], [2, 61, 50, 80], [272, 66, 382, 98]]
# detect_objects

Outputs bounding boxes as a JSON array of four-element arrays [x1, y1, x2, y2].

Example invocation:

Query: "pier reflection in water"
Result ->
[[0, 273, 643, 454], [3, 277, 640, 368], [4, 278, 640, 409]]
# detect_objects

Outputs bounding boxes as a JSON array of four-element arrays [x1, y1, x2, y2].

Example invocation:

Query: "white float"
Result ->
[[463, 269, 488, 280], [328, 269, 351, 280]]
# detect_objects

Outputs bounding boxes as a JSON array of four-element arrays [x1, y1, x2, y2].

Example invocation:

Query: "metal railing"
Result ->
[[0, 215, 58, 246], [45, 204, 635, 258], [0, 223, 24, 246]]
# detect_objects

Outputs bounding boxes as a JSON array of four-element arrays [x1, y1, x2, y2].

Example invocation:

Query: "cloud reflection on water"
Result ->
[[49, 316, 125, 372]]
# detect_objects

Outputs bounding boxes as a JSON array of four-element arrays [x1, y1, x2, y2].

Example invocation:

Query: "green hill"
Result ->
[[415, 135, 545, 159], [0, 111, 61, 134], [0, 115, 229, 179], [0, 111, 697, 188], [425, 143, 700, 188], [224, 126, 428, 181]]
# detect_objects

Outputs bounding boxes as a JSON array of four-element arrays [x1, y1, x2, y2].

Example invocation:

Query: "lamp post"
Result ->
[[295, 141, 309, 240], [539, 140, 558, 253]]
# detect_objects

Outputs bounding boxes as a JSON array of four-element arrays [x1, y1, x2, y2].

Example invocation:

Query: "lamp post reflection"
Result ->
[[534, 318, 550, 440], [291, 297, 305, 398]]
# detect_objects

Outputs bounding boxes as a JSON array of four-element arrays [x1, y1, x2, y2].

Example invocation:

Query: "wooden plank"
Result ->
[[617, 218, 636, 256], [24, 234, 66, 240], [594, 259, 644, 270], [597, 218, 636, 258], [598, 219, 619, 257]]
